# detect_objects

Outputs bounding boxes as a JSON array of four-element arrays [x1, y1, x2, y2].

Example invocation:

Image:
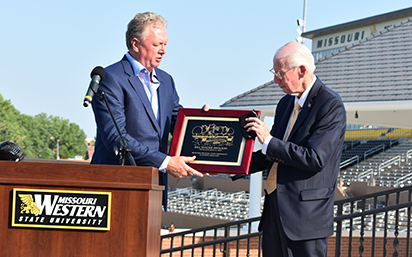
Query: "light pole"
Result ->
[[50, 137, 60, 160], [296, 0, 307, 44], [56, 139, 60, 160]]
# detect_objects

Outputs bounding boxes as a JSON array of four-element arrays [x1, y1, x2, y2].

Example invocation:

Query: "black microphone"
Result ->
[[83, 66, 105, 107]]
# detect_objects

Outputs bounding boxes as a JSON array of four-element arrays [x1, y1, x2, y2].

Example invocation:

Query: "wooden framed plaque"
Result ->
[[169, 108, 260, 175]]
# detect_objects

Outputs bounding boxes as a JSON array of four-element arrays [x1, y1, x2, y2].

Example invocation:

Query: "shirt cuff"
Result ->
[[159, 156, 170, 173], [262, 135, 273, 155]]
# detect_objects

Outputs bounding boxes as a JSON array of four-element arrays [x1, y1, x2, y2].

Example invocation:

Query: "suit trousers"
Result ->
[[261, 190, 328, 257]]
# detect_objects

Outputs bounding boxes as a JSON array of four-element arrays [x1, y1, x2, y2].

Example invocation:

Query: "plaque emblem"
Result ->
[[19, 194, 40, 216], [192, 124, 235, 147]]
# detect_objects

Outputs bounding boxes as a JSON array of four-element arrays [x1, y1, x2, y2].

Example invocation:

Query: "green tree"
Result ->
[[45, 115, 87, 159], [0, 94, 87, 159], [0, 94, 26, 145], [18, 113, 54, 158]]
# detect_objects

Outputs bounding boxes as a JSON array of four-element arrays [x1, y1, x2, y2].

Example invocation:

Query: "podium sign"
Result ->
[[12, 188, 111, 230], [0, 160, 164, 257]]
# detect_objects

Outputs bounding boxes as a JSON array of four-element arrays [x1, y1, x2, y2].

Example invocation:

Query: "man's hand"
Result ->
[[166, 156, 203, 179], [244, 117, 270, 144]]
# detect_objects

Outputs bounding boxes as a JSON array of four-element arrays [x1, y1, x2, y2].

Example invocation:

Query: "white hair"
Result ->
[[274, 42, 316, 74]]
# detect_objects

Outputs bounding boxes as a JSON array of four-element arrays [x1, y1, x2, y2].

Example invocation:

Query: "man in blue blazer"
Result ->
[[91, 12, 203, 209], [245, 42, 346, 256]]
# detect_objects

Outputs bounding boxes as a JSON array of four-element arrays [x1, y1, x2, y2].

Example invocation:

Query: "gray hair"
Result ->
[[126, 12, 167, 50], [274, 42, 316, 74]]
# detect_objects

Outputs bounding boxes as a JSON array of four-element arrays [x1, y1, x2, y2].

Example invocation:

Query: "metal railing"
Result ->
[[340, 140, 411, 186], [160, 217, 262, 257], [334, 185, 412, 256], [357, 167, 375, 181], [340, 140, 398, 172], [357, 155, 402, 182], [340, 155, 360, 169], [377, 155, 401, 175], [395, 173, 412, 187], [364, 144, 387, 160], [407, 149, 412, 161], [161, 185, 412, 256]]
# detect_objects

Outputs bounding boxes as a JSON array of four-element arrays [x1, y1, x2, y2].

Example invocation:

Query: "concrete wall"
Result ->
[[168, 175, 255, 193], [168, 176, 193, 190], [162, 211, 233, 229], [197, 176, 258, 193], [349, 181, 410, 206]]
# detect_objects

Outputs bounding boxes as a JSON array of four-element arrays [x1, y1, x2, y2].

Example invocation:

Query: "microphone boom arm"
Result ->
[[96, 87, 137, 166]]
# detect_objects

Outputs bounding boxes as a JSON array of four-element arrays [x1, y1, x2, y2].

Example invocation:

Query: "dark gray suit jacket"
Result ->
[[251, 78, 346, 240]]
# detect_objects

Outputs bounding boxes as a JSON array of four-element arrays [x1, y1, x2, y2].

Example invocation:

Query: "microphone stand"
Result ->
[[95, 88, 137, 166]]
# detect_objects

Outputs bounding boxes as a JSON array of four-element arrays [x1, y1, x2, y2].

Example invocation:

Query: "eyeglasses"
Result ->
[[269, 67, 297, 80]]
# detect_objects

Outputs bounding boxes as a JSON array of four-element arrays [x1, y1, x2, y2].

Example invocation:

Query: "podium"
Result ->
[[0, 160, 164, 257]]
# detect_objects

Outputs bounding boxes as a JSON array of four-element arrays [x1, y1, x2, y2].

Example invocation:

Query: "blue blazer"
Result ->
[[251, 78, 346, 241], [91, 55, 182, 209]]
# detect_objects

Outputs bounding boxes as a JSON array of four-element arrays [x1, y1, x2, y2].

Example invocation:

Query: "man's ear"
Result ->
[[131, 38, 140, 52], [298, 65, 307, 78]]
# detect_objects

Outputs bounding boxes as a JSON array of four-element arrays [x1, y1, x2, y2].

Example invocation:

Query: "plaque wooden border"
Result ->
[[169, 108, 260, 175]]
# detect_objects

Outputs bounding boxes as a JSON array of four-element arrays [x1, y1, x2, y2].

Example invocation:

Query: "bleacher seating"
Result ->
[[341, 139, 398, 163], [344, 129, 389, 140], [167, 188, 263, 221], [342, 140, 361, 152], [166, 128, 412, 225], [333, 203, 410, 232], [339, 139, 412, 187], [386, 128, 412, 139], [167, 187, 411, 233], [211, 129, 409, 187]]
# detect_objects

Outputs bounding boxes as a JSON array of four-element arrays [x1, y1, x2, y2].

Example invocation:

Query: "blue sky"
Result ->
[[1, 1, 411, 138]]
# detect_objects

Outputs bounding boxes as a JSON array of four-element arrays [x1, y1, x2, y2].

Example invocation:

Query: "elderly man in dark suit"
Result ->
[[91, 12, 203, 210], [245, 41, 346, 256]]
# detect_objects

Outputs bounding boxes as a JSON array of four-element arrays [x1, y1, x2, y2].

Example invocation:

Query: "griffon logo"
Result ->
[[12, 188, 111, 231], [19, 194, 40, 216]]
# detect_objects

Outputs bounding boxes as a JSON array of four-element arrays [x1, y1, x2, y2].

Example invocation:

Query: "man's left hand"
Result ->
[[244, 117, 270, 144]]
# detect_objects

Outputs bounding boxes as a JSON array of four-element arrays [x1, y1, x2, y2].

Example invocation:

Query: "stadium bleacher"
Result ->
[[341, 139, 398, 164], [386, 128, 412, 139], [339, 129, 412, 187], [166, 128, 412, 228], [333, 203, 410, 232], [167, 188, 260, 221], [344, 129, 389, 140], [167, 186, 411, 233]]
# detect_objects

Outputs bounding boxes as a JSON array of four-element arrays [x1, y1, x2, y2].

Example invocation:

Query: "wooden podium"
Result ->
[[0, 160, 164, 257]]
